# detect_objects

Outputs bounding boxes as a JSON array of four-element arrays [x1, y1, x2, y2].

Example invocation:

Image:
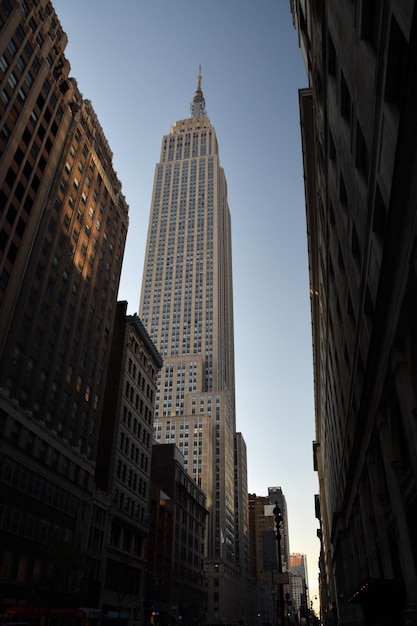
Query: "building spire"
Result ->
[[190, 65, 206, 117]]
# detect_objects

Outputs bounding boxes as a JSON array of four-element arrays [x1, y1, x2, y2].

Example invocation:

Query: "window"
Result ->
[[360, 0, 382, 49], [328, 33, 336, 76], [372, 185, 387, 245], [351, 222, 362, 268], [11, 345, 21, 365], [17, 56, 26, 72], [24, 41, 34, 57], [26, 357, 35, 376], [340, 72, 351, 124], [25, 71, 33, 87], [384, 16, 407, 108], [15, 24, 25, 42], [32, 58, 41, 74], [7, 39, 17, 56], [339, 171, 348, 209], [8, 72, 18, 90], [355, 120, 369, 178], [328, 128, 336, 161], [0, 55, 8, 72]]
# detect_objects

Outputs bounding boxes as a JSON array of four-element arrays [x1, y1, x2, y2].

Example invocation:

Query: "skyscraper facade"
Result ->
[[291, 1, 417, 624], [0, 0, 128, 609], [139, 71, 242, 623]]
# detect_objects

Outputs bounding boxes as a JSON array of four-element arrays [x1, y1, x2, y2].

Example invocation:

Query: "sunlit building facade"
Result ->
[[234, 432, 250, 574], [0, 0, 128, 610], [290, 553, 309, 619], [139, 71, 244, 624]]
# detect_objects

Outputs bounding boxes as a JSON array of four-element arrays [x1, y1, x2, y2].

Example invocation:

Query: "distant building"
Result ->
[[0, 0, 128, 611], [96, 303, 162, 624], [148, 443, 207, 626], [248, 494, 278, 625], [290, 553, 309, 618], [248, 494, 276, 587], [233, 433, 252, 626], [291, 1, 417, 624]]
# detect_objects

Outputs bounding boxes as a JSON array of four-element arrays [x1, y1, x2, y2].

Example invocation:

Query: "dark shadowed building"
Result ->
[[147, 443, 207, 626], [96, 303, 162, 625], [291, 1, 417, 624]]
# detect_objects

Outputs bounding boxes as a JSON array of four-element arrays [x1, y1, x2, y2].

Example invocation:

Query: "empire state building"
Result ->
[[139, 71, 246, 620]]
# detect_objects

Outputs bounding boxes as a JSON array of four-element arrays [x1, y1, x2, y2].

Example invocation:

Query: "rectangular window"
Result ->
[[24, 41, 34, 58], [355, 120, 369, 178], [328, 33, 336, 76], [0, 551, 13, 578], [15, 24, 25, 42], [8, 72, 18, 90], [0, 55, 8, 72], [360, 0, 382, 49], [372, 185, 387, 245], [25, 71, 33, 87], [351, 222, 361, 268], [339, 171, 348, 209], [384, 16, 407, 108], [32, 58, 41, 74], [7, 39, 17, 56], [340, 72, 351, 124]]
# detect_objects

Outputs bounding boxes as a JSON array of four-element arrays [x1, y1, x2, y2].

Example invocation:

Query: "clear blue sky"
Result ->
[[53, 0, 319, 604]]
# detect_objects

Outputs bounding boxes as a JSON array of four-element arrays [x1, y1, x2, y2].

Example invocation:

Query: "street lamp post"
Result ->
[[273, 505, 285, 626]]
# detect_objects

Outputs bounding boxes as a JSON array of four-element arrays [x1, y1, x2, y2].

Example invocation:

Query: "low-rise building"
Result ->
[[148, 444, 207, 626]]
